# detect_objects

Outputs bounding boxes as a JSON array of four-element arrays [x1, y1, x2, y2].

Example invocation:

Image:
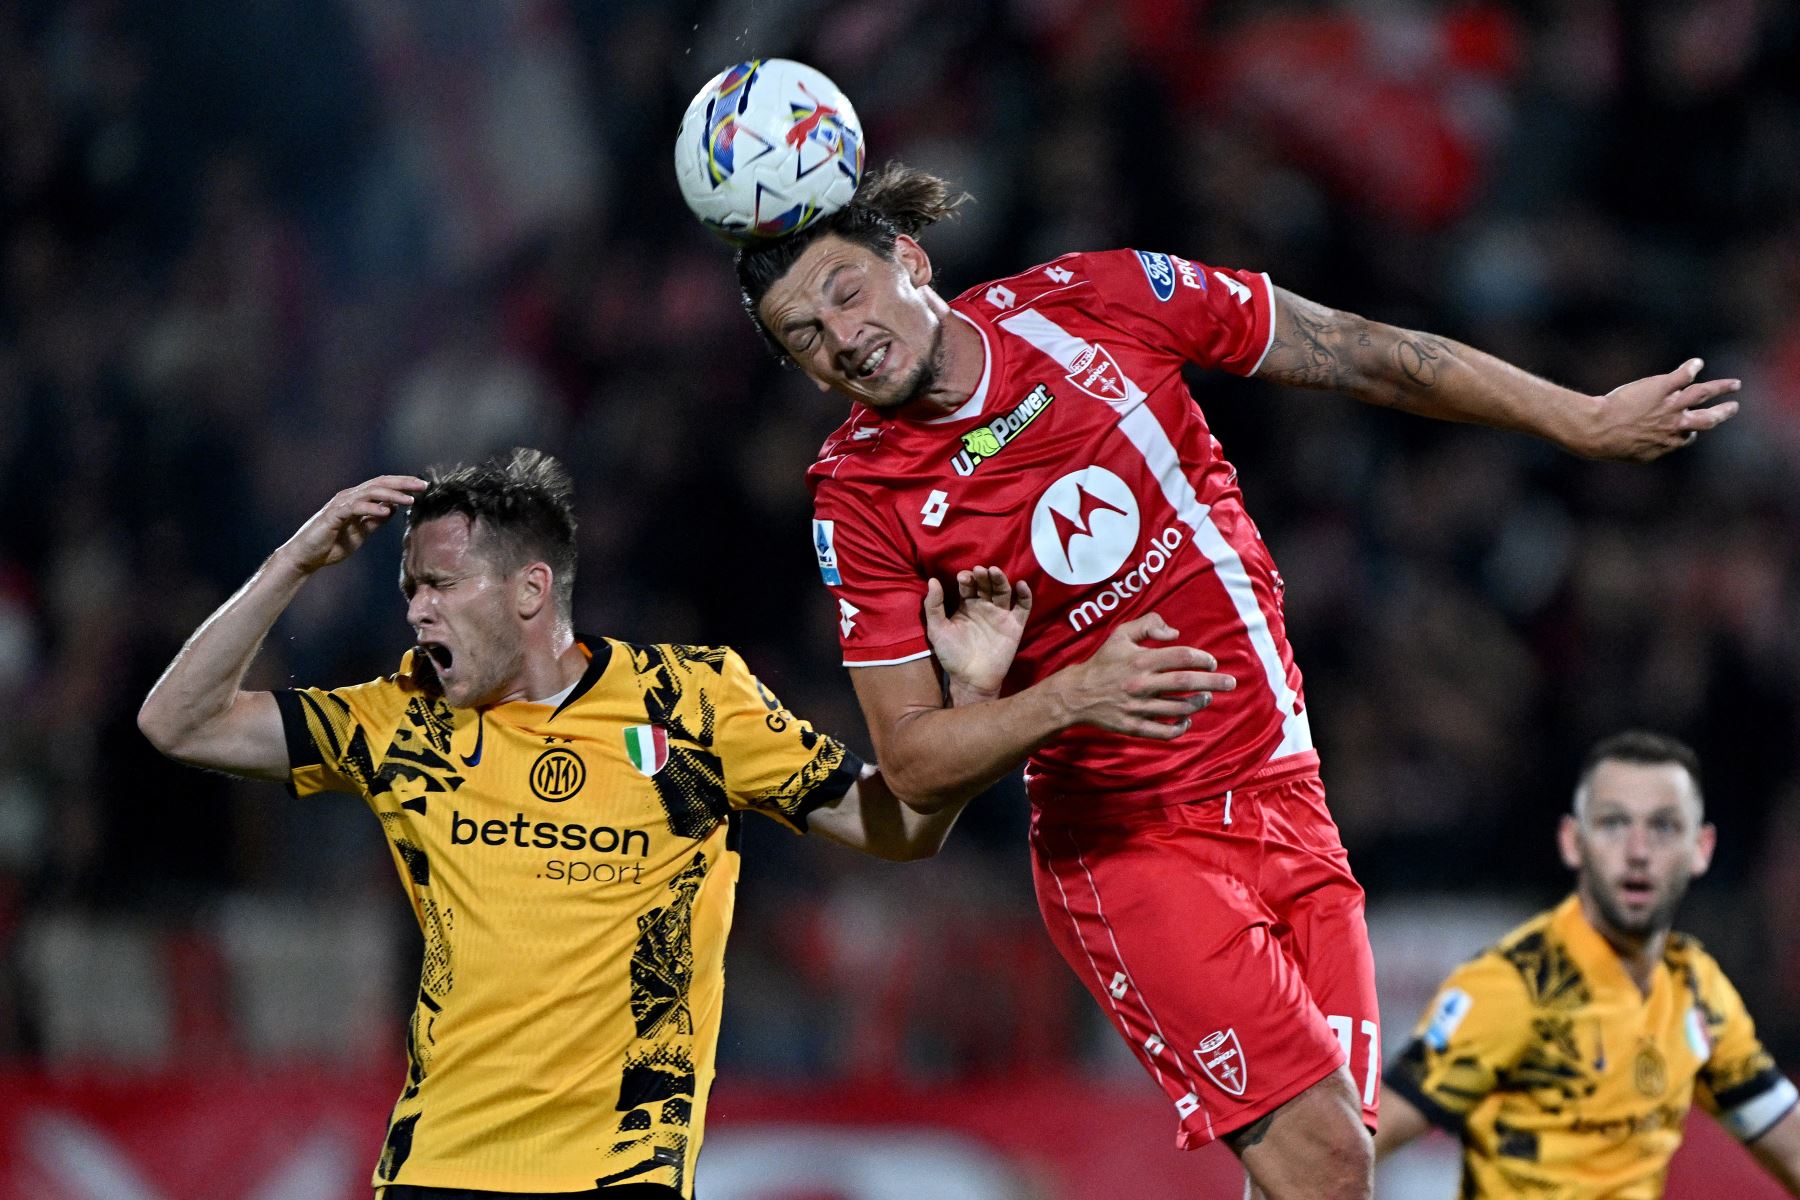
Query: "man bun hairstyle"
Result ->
[[410, 447, 579, 618], [1574, 729, 1704, 815], [735, 163, 971, 358]]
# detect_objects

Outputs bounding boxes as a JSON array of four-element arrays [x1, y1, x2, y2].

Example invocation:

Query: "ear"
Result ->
[[893, 235, 933, 288], [1557, 815, 1583, 871], [1691, 822, 1717, 876], [517, 562, 554, 621]]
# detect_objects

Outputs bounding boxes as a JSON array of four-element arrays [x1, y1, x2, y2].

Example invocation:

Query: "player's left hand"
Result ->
[[1584, 358, 1740, 461], [924, 566, 1032, 705]]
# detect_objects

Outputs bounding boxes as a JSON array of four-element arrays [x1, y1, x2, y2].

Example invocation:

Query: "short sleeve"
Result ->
[[274, 678, 401, 798], [1385, 954, 1534, 1133], [810, 485, 930, 667], [710, 650, 865, 834], [1691, 955, 1799, 1141], [1086, 249, 1276, 376]]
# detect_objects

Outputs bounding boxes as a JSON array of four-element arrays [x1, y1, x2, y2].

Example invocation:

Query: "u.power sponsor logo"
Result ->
[[950, 384, 1053, 475], [1068, 525, 1189, 631]]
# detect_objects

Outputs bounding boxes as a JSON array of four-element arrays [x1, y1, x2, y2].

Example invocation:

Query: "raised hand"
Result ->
[[1050, 612, 1236, 740], [277, 475, 428, 574], [924, 566, 1033, 703], [1583, 358, 1740, 462]]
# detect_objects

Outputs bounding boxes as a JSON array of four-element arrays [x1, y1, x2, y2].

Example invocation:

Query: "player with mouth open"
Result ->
[[735, 164, 1741, 1199]]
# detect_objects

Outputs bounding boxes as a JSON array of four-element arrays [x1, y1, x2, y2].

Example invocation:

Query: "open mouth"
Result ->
[[418, 641, 454, 673], [1618, 879, 1655, 905], [854, 342, 889, 380]]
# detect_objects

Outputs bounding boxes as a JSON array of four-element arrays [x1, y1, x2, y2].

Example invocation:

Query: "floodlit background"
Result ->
[[1, 1, 1797, 1197]]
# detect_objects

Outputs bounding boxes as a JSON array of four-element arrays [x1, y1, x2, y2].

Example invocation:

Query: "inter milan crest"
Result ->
[[624, 724, 671, 777], [530, 746, 586, 802]]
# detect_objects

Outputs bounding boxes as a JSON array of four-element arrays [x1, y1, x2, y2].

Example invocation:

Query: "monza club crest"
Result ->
[[1066, 342, 1130, 404], [1195, 1028, 1248, 1097]]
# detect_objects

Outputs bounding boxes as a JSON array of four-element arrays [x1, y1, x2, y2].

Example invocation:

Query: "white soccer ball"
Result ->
[[674, 58, 865, 243]]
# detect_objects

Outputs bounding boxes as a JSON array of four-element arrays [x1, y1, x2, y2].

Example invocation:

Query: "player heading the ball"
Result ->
[[677, 63, 1743, 1196]]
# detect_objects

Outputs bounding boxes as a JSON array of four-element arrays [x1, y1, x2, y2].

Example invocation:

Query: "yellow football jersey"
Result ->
[[275, 637, 861, 1196], [1387, 894, 1798, 1198]]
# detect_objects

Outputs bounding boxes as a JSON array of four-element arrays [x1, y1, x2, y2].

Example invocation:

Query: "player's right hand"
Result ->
[[1584, 358, 1741, 461], [276, 475, 428, 574], [1056, 612, 1235, 740]]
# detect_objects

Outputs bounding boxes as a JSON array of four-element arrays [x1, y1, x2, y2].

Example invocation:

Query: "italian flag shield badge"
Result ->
[[623, 724, 670, 777]]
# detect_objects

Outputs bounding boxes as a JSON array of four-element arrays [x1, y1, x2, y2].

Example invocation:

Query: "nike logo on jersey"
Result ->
[[460, 712, 485, 767]]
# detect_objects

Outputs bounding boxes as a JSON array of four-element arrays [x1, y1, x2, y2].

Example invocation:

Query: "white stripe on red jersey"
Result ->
[[806, 250, 1314, 816]]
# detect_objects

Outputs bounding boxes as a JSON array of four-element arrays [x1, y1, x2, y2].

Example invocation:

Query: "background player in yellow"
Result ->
[[135, 448, 1187, 1199], [1375, 731, 1800, 1197]]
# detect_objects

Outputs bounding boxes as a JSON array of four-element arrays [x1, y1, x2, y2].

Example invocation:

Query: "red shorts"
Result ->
[[1030, 768, 1380, 1148]]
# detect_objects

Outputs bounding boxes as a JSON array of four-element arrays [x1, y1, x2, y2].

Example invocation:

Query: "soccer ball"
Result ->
[[674, 58, 865, 242]]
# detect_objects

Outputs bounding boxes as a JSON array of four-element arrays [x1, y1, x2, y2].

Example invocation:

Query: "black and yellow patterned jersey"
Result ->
[[273, 636, 862, 1196], [1387, 894, 1798, 1199]]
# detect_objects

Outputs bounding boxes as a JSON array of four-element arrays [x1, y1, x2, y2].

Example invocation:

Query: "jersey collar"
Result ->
[[1555, 893, 1668, 1005], [923, 307, 995, 425], [548, 635, 612, 720]]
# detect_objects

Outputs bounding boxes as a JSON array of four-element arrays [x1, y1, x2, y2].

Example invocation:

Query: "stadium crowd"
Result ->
[[1, 0, 1797, 1085]]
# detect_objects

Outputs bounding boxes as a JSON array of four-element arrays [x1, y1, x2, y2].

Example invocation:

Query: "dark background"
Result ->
[[1, 0, 1796, 1089]]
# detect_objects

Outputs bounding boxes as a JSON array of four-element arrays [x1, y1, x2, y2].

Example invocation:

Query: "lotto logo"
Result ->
[[1108, 971, 1129, 999], [920, 489, 949, 528], [1213, 270, 1252, 303]]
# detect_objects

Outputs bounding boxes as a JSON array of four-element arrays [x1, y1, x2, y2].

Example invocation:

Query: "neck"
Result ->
[[902, 296, 986, 420], [498, 625, 584, 705], [1576, 890, 1668, 991]]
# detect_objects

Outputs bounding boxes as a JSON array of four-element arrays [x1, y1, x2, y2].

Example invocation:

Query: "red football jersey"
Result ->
[[805, 249, 1315, 813]]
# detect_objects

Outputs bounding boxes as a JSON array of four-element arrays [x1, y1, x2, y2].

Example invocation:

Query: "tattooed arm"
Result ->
[[1254, 288, 1741, 462]]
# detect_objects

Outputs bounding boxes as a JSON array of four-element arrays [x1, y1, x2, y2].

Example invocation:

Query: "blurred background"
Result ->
[[1, 0, 1797, 1196]]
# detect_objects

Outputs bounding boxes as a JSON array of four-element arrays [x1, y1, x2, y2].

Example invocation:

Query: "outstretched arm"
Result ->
[[1256, 288, 1740, 461], [137, 475, 426, 778]]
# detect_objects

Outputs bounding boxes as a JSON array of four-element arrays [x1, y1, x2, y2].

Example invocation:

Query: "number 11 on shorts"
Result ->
[[1328, 1014, 1381, 1106]]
